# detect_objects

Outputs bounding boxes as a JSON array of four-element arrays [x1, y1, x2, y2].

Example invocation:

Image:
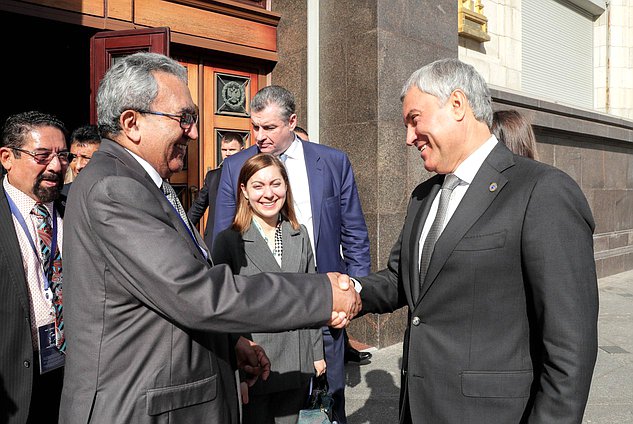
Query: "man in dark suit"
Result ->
[[356, 58, 598, 423], [214, 85, 371, 423], [0, 111, 71, 424], [187, 131, 243, 248], [59, 52, 360, 424]]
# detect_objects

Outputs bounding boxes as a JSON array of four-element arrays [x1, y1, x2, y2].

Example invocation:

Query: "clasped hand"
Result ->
[[234, 336, 269, 404], [327, 272, 362, 328]]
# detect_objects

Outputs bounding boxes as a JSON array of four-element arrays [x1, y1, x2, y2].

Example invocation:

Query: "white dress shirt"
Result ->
[[282, 138, 316, 259], [125, 148, 163, 188], [4, 177, 61, 350], [418, 135, 499, 267]]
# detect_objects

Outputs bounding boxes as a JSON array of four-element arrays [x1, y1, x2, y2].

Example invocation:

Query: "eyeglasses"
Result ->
[[12, 147, 76, 165], [137, 109, 199, 130]]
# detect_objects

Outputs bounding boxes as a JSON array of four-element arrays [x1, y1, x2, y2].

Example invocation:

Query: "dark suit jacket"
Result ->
[[59, 139, 335, 424], [359, 143, 598, 424], [213, 141, 370, 276], [0, 179, 65, 424], [213, 222, 323, 395], [187, 167, 222, 249]]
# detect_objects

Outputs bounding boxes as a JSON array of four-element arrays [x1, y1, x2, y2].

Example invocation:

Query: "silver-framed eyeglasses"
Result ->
[[137, 109, 199, 130], [12, 147, 76, 165]]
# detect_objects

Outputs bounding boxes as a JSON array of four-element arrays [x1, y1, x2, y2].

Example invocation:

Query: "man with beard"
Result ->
[[0, 111, 71, 424]]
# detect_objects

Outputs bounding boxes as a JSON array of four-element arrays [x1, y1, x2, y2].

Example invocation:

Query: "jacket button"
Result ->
[[412, 316, 421, 326], [23, 360, 31, 368]]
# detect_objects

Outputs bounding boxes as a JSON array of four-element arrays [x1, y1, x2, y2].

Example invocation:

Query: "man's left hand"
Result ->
[[235, 336, 271, 387]]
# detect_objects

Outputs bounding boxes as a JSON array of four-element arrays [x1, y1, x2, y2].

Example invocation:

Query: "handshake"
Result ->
[[327, 272, 362, 328]]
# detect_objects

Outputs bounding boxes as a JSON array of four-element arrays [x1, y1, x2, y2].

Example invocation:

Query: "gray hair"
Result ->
[[400, 58, 493, 128], [97, 52, 188, 137], [250, 85, 295, 122]]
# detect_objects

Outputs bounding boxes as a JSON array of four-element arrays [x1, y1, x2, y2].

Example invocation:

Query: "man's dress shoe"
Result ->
[[344, 347, 372, 363]]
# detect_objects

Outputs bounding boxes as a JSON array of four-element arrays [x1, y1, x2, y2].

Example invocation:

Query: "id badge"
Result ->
[[37, 323, 65, 374]]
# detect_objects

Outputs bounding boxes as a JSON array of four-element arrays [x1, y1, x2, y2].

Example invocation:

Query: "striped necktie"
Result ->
[[419, 174, 461, 289], [161, 181, 192, 232], [31, 203, 65, 352]]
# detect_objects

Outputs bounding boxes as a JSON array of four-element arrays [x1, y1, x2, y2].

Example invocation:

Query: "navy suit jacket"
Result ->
[[213, 141, 370, 276], [187, 167, 222, 249]]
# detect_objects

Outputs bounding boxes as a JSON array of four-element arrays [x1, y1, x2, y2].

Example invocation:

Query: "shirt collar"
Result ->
[[281, 136, 303, 160], [124, 148, 163, 188], [3, 175, 54, 217], [453, 135, 499, 185]]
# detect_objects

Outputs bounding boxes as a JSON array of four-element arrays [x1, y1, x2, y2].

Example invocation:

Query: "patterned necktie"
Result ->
[[419, 174, 461, 288], [161, 181, 192, 232], [31, 203, 65, 352]]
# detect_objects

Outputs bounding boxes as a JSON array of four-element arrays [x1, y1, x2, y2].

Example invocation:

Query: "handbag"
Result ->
[[298, 374, 333, 424]]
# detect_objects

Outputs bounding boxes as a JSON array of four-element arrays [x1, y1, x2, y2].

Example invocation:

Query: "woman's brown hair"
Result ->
[[232, 153, 300, 234], [491, 109, 538, 160]]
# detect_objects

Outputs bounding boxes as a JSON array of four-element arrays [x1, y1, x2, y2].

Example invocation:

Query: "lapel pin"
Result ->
[[489, 182, 498, 192]]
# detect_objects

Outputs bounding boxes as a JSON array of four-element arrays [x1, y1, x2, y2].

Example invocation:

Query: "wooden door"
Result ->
[[190, 63, 260, 235], [201, 64, 260, 172]]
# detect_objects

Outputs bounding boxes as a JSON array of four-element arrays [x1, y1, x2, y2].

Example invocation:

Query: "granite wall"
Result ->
[[492, 88, 633, 279]]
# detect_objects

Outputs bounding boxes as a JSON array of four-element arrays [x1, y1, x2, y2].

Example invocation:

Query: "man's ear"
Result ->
[[0, 147, 13, 172], [288, 113, 297, 131], [449, 89, 468, 122], [120, 110, 142, 143]]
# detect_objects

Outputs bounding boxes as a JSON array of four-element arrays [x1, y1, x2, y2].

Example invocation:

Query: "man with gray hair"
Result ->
[[355, 58, 598, 423], [59, 52, 360, 424]]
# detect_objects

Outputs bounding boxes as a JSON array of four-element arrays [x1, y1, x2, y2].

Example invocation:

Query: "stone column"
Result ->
[[275, 0, 458, 348]]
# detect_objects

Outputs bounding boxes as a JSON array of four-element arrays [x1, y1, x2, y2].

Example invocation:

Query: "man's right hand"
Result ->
[[327, 272, 362, 328]]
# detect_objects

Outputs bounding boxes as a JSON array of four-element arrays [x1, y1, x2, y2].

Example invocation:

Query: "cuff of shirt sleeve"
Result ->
[[350, 278, 362, 293]]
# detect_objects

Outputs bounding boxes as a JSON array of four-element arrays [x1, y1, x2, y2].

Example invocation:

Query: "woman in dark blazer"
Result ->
[[213, 153, 325, 424]]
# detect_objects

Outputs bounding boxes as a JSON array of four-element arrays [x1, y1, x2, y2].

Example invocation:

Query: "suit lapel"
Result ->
[[243, 225, 282, 272], [419, 144, 515, 300], [280, 221, 303, 272], [303, 142, 323, 246], [101, 140, 208, 261], [406, 178, 442, 304], [0, 184, 31, 318]]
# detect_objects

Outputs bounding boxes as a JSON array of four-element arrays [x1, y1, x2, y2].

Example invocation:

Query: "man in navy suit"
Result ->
[[214, 85, 370, 423]]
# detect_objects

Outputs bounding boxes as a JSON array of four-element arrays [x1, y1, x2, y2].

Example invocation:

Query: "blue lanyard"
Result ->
[[163, 196, 208, 260], [5, 191, 57, 291]]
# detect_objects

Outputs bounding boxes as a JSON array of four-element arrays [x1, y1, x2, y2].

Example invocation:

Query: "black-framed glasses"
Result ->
[[12, 147, 76, 165], [137, 109, 199, 129]]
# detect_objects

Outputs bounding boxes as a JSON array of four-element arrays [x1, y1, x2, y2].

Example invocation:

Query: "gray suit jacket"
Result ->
[[213, 221, 324, 395], [359, 143, 598, 424], [59, 139, 334, 424]]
